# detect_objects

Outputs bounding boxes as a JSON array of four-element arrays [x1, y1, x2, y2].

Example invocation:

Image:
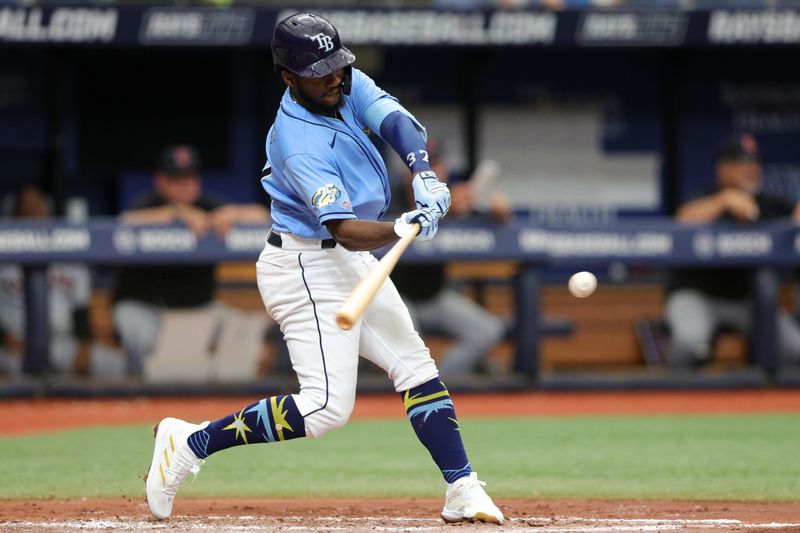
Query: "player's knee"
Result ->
[[301, 391, 355, 438], [325, 398, 354, 432]]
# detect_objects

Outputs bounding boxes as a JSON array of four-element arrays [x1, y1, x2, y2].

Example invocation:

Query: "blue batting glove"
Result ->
[[394, 208, 439, 242], [411, 170, 450, 218]]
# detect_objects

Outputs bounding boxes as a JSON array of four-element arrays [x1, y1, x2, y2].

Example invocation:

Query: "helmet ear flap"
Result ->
[[341, 66, 353, 95]]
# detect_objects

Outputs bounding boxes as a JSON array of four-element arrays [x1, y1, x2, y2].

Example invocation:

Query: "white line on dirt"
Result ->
[[2, 516, 800, 532]]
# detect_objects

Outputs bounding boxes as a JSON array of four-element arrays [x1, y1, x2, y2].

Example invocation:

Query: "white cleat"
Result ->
[[441, 472, 504, 525], [145, 417, 209, 520]]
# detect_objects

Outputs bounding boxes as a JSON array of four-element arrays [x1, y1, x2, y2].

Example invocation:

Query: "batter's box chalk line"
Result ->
[[2, 515, 800, 531]]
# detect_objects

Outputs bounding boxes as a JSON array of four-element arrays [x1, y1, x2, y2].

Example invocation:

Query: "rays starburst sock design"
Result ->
[[222, 409, 252, 444], [187, 395, 306, 459], [402, 377, 471, 484]]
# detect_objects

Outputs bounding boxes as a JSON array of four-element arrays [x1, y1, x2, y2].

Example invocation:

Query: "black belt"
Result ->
[[267, 231, 336, 249]]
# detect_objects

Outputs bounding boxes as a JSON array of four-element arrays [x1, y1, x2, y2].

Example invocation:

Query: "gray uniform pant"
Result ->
[[665, 288, 800, 367], [112, 300, 163, 376], [404, 288, 505, 377], [112, 300, 222, 376]]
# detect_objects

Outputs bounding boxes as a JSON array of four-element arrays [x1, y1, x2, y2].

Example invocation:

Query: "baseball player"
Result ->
[[146, 13, 503, 525]]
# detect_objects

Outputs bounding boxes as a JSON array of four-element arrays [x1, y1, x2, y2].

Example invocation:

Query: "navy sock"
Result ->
[[402, 377, 472, 484], [187, 395, 306, 459]]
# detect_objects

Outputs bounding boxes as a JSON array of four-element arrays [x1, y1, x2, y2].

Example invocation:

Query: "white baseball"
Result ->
[[568, 271, 597, 298]]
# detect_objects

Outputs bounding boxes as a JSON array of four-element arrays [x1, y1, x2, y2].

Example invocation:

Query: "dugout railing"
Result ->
[[1, 218, 799, 396]]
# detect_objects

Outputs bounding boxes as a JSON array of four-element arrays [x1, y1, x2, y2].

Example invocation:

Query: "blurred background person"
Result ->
[[665, 132, 800, 370], [0, 185, 124, 377], [389, 139, 511, 378], [111, 144, 269, 376]]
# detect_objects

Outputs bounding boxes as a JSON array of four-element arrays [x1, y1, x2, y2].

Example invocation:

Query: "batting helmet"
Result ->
[[271, 13, 355, 81]]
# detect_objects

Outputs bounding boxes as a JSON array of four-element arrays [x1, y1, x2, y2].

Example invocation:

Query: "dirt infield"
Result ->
[[2, 390, 800, 531], [1, 497, 799, 532]]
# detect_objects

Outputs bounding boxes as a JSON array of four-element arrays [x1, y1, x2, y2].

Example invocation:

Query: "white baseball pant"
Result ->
[[255, 233, 439, 438]]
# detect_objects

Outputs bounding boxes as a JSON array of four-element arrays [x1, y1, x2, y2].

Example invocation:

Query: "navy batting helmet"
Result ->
[[271, 13, 355, 81]]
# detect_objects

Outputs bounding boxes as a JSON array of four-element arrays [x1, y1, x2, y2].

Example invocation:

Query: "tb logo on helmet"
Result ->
[[311, 33, 334, 52]]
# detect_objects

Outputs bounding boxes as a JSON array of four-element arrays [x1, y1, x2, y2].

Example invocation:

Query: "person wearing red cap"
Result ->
[[665, 132, 800, 369]]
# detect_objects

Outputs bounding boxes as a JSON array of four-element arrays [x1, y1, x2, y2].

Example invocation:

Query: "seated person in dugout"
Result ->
[[0, 185, 124, 377], [111, 144, 269, 376], [665, 132, 800, 369]]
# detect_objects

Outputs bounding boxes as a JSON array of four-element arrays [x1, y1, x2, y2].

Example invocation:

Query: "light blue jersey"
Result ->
[[261, 68, 424, 240]]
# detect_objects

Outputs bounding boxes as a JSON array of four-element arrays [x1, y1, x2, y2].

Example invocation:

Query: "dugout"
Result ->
[[2, 6, 800, 390]]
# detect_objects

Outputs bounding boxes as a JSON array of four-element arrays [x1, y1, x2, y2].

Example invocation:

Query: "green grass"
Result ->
[[1, 414, 798, 501]]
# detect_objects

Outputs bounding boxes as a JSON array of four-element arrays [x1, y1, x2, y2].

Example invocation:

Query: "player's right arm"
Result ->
[[326, 208, 438, 251], [279, 148, 439, 249], [325, 219, 398, 251]]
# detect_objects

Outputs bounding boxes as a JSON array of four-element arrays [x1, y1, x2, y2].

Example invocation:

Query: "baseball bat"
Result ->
[[336, 223, 420, 330]]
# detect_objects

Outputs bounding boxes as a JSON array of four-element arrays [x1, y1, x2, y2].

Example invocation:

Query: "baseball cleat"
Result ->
[[441, 472, 504, 525], [145, 417, 209, 519]]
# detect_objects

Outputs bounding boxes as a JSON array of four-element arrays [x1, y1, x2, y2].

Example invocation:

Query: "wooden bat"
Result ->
[[336, 223, 420, 330]]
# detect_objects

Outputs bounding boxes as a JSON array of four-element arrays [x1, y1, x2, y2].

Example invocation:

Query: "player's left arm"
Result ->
[[379, 111, 450, 218], [352, 69, 450, 218]]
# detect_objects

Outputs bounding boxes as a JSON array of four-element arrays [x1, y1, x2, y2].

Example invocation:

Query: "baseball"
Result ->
[[568, 271, 597, 298]]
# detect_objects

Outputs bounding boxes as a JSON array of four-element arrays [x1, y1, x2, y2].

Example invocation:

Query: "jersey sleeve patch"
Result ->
[[311, 184, 341, 208]]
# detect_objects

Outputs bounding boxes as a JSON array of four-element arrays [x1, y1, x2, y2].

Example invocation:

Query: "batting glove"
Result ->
[[411, 170, 450, 218], [394, 208, 439, 242]]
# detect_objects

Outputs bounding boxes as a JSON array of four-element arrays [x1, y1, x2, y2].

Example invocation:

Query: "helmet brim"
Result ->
[[294, 46, 355, 78]]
